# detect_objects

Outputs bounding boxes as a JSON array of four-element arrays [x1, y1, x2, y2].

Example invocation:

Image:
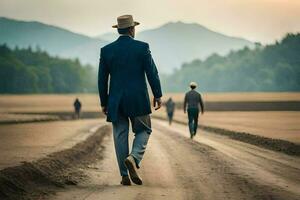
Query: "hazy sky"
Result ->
[[1, 0, 300, 43]]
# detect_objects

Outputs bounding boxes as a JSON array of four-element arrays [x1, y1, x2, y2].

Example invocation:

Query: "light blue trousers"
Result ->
[[112, 114, 151, 176]]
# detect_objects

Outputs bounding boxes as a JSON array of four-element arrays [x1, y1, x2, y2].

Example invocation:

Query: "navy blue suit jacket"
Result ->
[[98, 35, 162, 122]]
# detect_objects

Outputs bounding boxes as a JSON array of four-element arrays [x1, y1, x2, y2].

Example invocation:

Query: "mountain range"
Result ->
[[0, 17, 107, 66], [0, 17, 254, 73]]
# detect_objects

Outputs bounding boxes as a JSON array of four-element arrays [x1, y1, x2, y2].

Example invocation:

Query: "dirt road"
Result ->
[[54, 119, 300, 200]]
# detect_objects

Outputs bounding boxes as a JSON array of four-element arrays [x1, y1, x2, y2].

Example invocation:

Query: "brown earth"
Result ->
[[163, 92, 300, 102], [0, 123, 110, 200], [1, 94, 299, 144], [0, 119, 105, 169], [1, 93, 300, 113], [154, 110, 300, 144], [53, 119, 300, 200], [0, 113, 59, 124], [1, 94, 300, 200]]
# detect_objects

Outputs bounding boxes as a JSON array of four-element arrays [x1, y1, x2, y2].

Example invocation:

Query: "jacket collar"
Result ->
[[117, 35, 133, 41]]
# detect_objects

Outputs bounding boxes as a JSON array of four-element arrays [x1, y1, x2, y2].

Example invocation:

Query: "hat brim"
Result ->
[[190, 82, 198, 87], [112, 21, 140, 28]]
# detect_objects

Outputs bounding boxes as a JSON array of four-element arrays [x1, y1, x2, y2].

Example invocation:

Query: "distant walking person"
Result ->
[[73, 98, 82, 119], [184, 82, 204, 139], [165, 97, 175, 125], [98, 15, 162, 186]]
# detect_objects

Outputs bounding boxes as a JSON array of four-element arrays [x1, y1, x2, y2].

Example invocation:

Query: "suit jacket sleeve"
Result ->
[[199, 93, 204, 112], [142, 43, 163, 98], [184, 93, 187, 111], [98, 48, 109, 107]]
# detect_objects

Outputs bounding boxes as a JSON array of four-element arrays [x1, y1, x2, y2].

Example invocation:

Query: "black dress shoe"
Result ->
[[120, 176, 131, 186], [124, 156, 143, 185]]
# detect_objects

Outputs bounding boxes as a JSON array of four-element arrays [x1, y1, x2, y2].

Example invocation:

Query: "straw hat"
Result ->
[[112, 15, 140, 29], [190, 82, 198, 87]]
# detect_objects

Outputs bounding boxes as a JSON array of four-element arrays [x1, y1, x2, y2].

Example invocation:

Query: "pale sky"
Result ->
[[0, 0, 300, 43]]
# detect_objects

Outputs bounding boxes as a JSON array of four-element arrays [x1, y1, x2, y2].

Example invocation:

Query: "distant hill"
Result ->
[[99, 22, 254, 73], [163, 33, 300, 92], [0, 17, 108, 66], [97, 32, 118, 41], [1, 18, 253, 72]]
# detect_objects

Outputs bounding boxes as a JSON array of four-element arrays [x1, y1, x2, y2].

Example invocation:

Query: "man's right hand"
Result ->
[[101, 106, 107, 115], [153, 97, 162, 110]]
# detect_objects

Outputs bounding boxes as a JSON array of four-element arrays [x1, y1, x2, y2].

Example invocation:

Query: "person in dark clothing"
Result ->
[[98, 15, 162, 186], [73, 98, 82, 119], [165, 97, 175, 125], [184, 82, 204, 139]]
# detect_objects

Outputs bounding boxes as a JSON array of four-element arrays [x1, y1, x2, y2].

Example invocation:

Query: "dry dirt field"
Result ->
[[163, 92, 300, 102], [0, 113, 59, 123], [153, 110, 300, 143], [1, 92, 300, 113], [0, 119, 104, 169], [0, 93, 300, 200], [54, 119, 300, 200], [0, 94, 100, 113], [0, 93, 299, 143]]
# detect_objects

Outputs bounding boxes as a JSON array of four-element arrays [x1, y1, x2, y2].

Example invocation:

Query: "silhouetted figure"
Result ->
[[165, 97, 175, 125], [184, 82, 204, 139], [73, 98, 82, 119]]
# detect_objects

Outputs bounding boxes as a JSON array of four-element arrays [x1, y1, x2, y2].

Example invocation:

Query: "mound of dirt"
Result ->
[[153, 116, 300, 156], [0, 112, 105, 125], [200, 125, 300, 156], [0, 125, 111, 200], [0, 113, 59, 124]]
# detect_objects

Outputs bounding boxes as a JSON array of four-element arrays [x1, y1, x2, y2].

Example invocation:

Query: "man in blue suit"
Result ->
[[98, 15, 162, 186]]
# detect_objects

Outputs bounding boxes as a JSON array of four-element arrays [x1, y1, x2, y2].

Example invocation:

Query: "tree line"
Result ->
[[1, 33, 299, 94], [163, 33, 300, 92], [0, 45, 97, 93]]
